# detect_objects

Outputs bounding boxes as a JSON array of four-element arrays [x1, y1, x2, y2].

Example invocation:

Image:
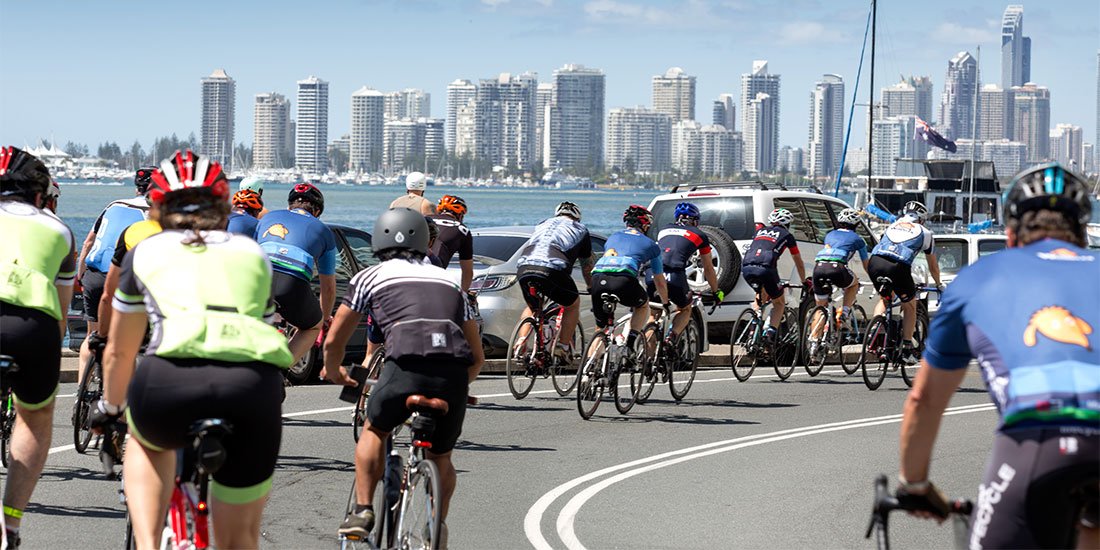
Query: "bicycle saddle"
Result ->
[[406, 395, 449, 416]]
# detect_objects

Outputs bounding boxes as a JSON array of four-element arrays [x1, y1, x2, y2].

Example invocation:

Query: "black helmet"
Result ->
[[0, 146, 51, 199], [1004, 163, 1092, 226], [134, 167, 156, 194], [289, 183, 325, 216], [373, 208, 429, 255]]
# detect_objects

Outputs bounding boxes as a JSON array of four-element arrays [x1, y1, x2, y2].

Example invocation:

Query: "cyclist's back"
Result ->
[[84, 196, 149, 274], [871, 217, 932, 265], [227, 210, 260, 237], [255, 208, 336, 281], [591, 223, 663, 328], [518, 215, 591, 273], [816, 227, 867, 264]]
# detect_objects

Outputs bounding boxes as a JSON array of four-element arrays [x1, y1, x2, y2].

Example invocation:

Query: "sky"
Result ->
[[1, 0, 1098, 155]]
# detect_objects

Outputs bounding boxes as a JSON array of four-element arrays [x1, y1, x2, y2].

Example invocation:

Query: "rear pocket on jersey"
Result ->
[[154, 311, 294, 368], [385, 319, 471, 364]]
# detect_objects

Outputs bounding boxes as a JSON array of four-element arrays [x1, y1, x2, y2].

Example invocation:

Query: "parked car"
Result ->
[[915, 232, 1007, 315]]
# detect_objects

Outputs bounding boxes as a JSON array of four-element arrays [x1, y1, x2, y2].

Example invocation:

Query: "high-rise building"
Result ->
[[474, 72, 538, 169], [778, 146, 805, 174], [881, 76, 933, 122], [670, 120, 741, 177], [383, 89, 431, 121], [712, 93, 736, 131], [1050, 124, 1084, 170], [939, 51, 979, 140], [871, 116, 917, 177], [741, 61, 780, 173], [1001, 6, 1031, 89], [671, 120, 703, 174], [200, 69, 235, 170], [606, 107, 671, 173], [978, 84, 1014, 141], [295, 75, 329, 173], [930, 139, 1028, 178], [1082, 143, 1095, 175], [330, 134, 350, 172], [446, 79, 477, 155], [383, 119, 420, 170], [808, 74, 845, 179], [652, 67, 695, 122], [253, 92, 291, 170], [1096, 52, 1099, 166], [350, 87, 385, 172], [535, 83, 553, 165], [1012, 83, 1050, 163], [454, 101, 478, 158], [546, 64, 605, 171], [421, 118, 445, 169]]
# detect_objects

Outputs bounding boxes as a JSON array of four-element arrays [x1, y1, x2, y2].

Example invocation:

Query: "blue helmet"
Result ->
[[674, 202, 701, 221]]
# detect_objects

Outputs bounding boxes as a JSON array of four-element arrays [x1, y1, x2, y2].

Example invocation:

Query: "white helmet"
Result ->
[[767, 208, 794, 227], [555, 201, 582, 220], [902, 200, 928, 223], [406, 171, 427, 191], [837, 207, 860, 225]]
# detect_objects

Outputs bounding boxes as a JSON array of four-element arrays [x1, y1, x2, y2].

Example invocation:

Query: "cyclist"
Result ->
[[321, 208, 484, 545], [389, 171, 434, 215], [591, 205, 670, 355], [0, 147, 76, 545], [867, 200, 943, 364], [227, 189, 263, 237], [649, 202, 722, 342], [238, 178, 270, 218], [430, 194, 474, 293], [515, 201, 594, 362], [93, 214, 163, 343], [897, 163, 1098, 549], [740, 208, 808, 344], [425, 216, 443, 267], [89, 150, 292, 550], [808, 207, 871, 345], [255, 183, 337, 364], [43, 179, 60, 214]]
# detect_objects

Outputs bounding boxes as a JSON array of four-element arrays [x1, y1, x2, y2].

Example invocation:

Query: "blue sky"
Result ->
[[1, 0, 1097, 153]]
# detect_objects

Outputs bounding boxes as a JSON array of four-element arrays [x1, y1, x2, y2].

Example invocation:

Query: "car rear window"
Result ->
[[978, 239, 1006, 256], [650, 197, 755, 240], [934, 240, 968, 274], [474, 235, 529, 262]]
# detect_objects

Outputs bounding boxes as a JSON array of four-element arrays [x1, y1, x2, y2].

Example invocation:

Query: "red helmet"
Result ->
[[232, 189, 264, 211], [623, 204, 653, 232], [148, 150, 229, 204]]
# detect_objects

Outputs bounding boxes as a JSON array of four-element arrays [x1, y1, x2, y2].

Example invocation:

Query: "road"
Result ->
[[19, 365, 995, 549]]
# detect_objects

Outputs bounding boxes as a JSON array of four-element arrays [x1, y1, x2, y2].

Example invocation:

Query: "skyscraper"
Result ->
[[383, 89, 431, 121], [1012, 82, 1050, 163], [652, 67, 695, 122], [978, 84, 1014, 141], [535, 83, 553, 165], [1050, 124, 1083, 170], [871, 116, 917, 177], [1096, 51, 1099, 167], [881, 76, 933, 122], [474, 72, 538, 169], [712, 93, 736, 131], [741, 61, 780, 173], [295, 75, 329, 173], [350, 87, 385, 172], [808, 74, 845, 179], [939, 51, 979, 140], [200, 69, 235, 170], [1001, 6, 1031, 89], [670, 120, 741, 177], [253, 92, 290, 170], [606, 107, 671, 173], [446, 79, 477, 155], [546, 64, 605, 171]]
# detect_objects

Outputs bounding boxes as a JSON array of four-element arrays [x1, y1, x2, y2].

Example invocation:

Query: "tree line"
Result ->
[[57, 135, 251, 170]]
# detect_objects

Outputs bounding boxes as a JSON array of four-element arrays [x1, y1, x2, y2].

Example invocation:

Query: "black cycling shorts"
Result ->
[[868, 255, 917, 303], [969, 426, 1099, 549], [272, 271, 323, 329], [741, 264, 781, 299], [366, 359, 469, 454], [127, 355, 284, 504], [591, 273, 647, 328], [0, 303, 61, 409], [517, 265, 580, 311], [647, 270, 690, 308], [81, 268, 106, 322], [812, 261, 856, 301]]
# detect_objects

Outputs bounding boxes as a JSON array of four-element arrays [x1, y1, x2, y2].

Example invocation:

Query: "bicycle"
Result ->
[[575, 295, 647, 420], [352, 346, 386, 443], [0, 355, 18, 469], [506, 289, 586, 399], [98, 419, 131, 548], [801, 286, 868, 377], [72, 333, 106, 454], [858, 281, 937, 390], [865, 474, 972, 550], [728, 282, 804, 382], [638, 293, 718, 403]]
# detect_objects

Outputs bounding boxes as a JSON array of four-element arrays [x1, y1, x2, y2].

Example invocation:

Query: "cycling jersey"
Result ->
[[113, 230, 293, 368], [390, 193, 432, 212], [85, 196, 149, 273], [924, 239, 1100, 430], [743, 225, 799, 267], [815, 228, 869, 263], [226, 211, 260, 238], [592, 229, 663, 278], [0, 200, 76, 320], [111, 220, 162, 268], [428, 214, 473, 268], [517, 216, 592, 272], [254, 208, 337, 282], [870, 218, 933, 265], [655, 223, 711, 271]]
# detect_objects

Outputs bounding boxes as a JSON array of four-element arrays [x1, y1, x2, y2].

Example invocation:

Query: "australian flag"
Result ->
[[914, 117, 957, 153]]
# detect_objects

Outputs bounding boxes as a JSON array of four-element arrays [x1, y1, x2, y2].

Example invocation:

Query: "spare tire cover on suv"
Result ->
[[686, 225, 740, 294]]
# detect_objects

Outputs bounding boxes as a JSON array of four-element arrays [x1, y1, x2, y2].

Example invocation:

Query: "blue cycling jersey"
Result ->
[[255, 209, 337, 281], [85, 197, 149, 273], [871, 218, 933, 265], [815, 228, 869, 263], [924, 239, 1099, 431], [593, 228, 663, 277], [226, 212, 260, 239]]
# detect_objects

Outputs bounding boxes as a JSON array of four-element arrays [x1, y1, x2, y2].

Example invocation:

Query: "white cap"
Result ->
[[406, 172, 427, 191]]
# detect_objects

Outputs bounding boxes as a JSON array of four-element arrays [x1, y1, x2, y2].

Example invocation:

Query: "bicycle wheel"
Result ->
[[772, 308, 798, 381], [668, 319, 700, 401], [576, 334, 607, 420], [901, 306, 930, 388], [730, 308, 760, 382], [505, 318, 539, 400], [550, 320, 584, 397], [635, 322, 660, 404], [353, 348, 386, 443], [73, 354, 100, 453], [395, 459, 443, 550], [802, 306, 829, 377], [0, 392, 13, 468], [840, 305, 868, 375], [860, 316, 889, 390], [612, 339, 645, 415]]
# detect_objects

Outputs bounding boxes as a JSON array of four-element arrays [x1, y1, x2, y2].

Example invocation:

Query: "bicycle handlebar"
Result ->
[[866, 475, 972, 550]]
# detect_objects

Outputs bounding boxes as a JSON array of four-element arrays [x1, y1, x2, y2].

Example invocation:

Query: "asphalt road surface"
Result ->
[[18, 365, 995, 549]]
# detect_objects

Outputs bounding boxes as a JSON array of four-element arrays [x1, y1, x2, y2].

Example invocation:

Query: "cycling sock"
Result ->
[[353, 504, 373, 514], [841, 306, 851, 316]]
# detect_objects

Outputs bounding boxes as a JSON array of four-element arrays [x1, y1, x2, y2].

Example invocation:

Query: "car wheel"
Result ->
[[687, 226, 741, 295]]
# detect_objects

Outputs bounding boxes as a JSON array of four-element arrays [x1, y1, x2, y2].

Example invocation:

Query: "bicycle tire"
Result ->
[[900, 307, 930, 388], [0, 391, 13, 468], [395, 459, 443, 550], [668, 319, 700, 401], [635, 322, 661, 404], [802, 306, 829, 377], [612, 338, 644, 415], [772, 308, 798, 381], [841, 305, 868, 375], [550, 319, 584, 397], [353, 348, 386, 443], [730, 308, 760, 382], [505, 318, 539, 400], [73, 354, 100, 453], [861, 316, 889, 390], [576, 334, 607, 420]]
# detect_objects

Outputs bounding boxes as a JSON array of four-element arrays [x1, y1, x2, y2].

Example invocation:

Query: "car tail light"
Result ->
[[471, 274, 517, 292]]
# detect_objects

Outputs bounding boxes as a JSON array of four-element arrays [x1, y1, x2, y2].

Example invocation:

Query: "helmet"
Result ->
[[437, 195, 467, 219], [674, 202, 701, 222], [767, 208, 794, 227], [46, 179, 60, 201], [555, 201, 582, 220], [0, 146, 51, 198], [406, 171, 427, 191], [902, 201, 928, 223], [623, 204, 654, 232], [134, 167, 156, 194], [1004, 162, 1093, 226], [232, 189, 264, 211], [373, 208, 430, 255], [288, 183, 324, 216], [239, 178, 263, 194], [147, 150, 229, 204], [425, 216, 439, 242], [837, 207, 861, 225]]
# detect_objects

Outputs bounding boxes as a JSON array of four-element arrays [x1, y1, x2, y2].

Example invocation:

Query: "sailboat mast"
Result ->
[[967, 46, 981, 223], [867, 0, 877, 203]]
